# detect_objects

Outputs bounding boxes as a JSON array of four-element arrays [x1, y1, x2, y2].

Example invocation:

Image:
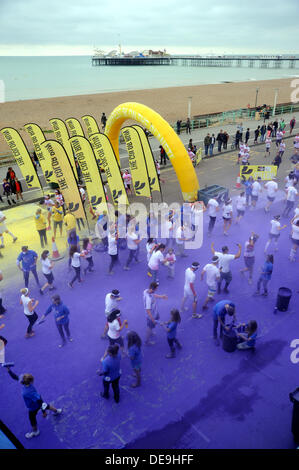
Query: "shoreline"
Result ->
[[0, 77, 295, 153], [3, 75, 297, 105]]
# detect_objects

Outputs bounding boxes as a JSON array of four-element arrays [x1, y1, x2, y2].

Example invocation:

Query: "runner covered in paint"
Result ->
[[181, 262, 202, 319], [201, 256, 220, 311]]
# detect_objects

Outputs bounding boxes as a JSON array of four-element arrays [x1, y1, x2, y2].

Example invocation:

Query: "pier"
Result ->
[[92, 55, 298, 68]]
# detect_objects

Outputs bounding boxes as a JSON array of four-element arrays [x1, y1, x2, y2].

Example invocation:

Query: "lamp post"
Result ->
[[273, 88, 279, 117], [255, 87, 260, 109], [188, 96, 192, 120]]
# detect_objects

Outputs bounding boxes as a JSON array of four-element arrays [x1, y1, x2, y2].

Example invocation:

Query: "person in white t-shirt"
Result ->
[[40, 250, 55, 295], [207, 198, 219, 236], [147, 244, 167, 284], [143, 282, 168, 345], [175, 224, 189, 257], [264, 178, 278, 212], [240, 232, 259, 284], [251, 177, 262, 209], [123, 169, 132, 195], [180, 262, 202, 319], [211, 242, 241, 293], [124, 225, 142, 270], [285, 173, 295, 191], [279, 140, 286, 157], [289, 218, 299, 261], [235, 192, 247, 224], [146, 238, 157, 263], [293, 205, 299, 222], [222, 199, 233, 236], [107, 227, 119, 275], [44, 195, 55, 230], [282, 186, 298, 217], [201, 256, 220, 311], [101, 289, 122, 338], [106, 309, 128, 353], [265, 136, 271, 157], [20, 288, 39, 338], [264, 215, 287, 253], [68, 246, 85, 288], [0, 211, 18, 248]]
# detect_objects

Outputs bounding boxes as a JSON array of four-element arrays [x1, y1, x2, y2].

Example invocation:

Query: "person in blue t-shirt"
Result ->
[[5, 366, 62, 439], [255, 254, 274, 297], [16, 246, 40, 289], [127, 331, 142, 388], [99, 344, 121, 403], [213, 300, 236, 346], [161, 309, 182, 358], [39, 295, 72, 348], [242, 176, 253, 206], [236, 320, 258, 350]]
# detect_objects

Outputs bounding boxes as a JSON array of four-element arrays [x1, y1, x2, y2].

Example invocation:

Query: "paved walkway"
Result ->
[[0, 110, 298, 211]]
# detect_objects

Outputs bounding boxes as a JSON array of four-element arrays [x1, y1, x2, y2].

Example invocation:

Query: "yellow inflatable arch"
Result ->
[[105, 102, 199, 202]]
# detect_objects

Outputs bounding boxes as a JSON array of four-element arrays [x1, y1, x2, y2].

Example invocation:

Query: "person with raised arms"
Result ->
[[211, 242, 241, 294], [264, 215, 286, 253], [4, 365, 62, 439]]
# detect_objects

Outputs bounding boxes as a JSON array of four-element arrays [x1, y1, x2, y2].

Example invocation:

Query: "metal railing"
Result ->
[[1, 103, 299, 163]]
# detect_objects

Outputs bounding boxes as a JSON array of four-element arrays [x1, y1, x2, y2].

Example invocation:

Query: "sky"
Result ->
[[0, 0, 298, 56]]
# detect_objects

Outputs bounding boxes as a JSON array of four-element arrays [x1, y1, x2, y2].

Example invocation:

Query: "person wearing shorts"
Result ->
[[211, 242, 241, 294], [181, 262, 202, 319], [283, 186, 298, 218], [143, 282, 167, 345], [40, 250, 55, 294], [264, 178, 278, 212], [265, 136, 271, 157], [235, 192, 246, 224], [240, 233, 259, 284], [264, 215, 286, 253], [251, 178, 262, 208], [201, 256, 220, 311], [222, 199, 233, 236]]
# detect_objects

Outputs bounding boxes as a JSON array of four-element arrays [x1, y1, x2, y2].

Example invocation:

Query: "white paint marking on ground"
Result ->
[[176, 409, 211, 444], [120, 385, 136, 396], [112, 430, 126, 445]]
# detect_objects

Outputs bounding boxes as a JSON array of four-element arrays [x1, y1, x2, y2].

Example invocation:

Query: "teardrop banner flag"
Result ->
[[40, 140, 86, 221], [65, 118, 84, 137], [89, 132, 128, 207], [132, 125, 161, 194], [24, 123, 57, 186], [70, 135, 108, 214], [82, 115, 100, 138], [49, 118, 78, 179], [121, 126, 151, 198], [0, 127, 42, 190]]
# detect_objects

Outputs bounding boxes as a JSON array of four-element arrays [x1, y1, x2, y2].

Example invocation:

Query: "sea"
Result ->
[[0, 56, 299, 102]]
